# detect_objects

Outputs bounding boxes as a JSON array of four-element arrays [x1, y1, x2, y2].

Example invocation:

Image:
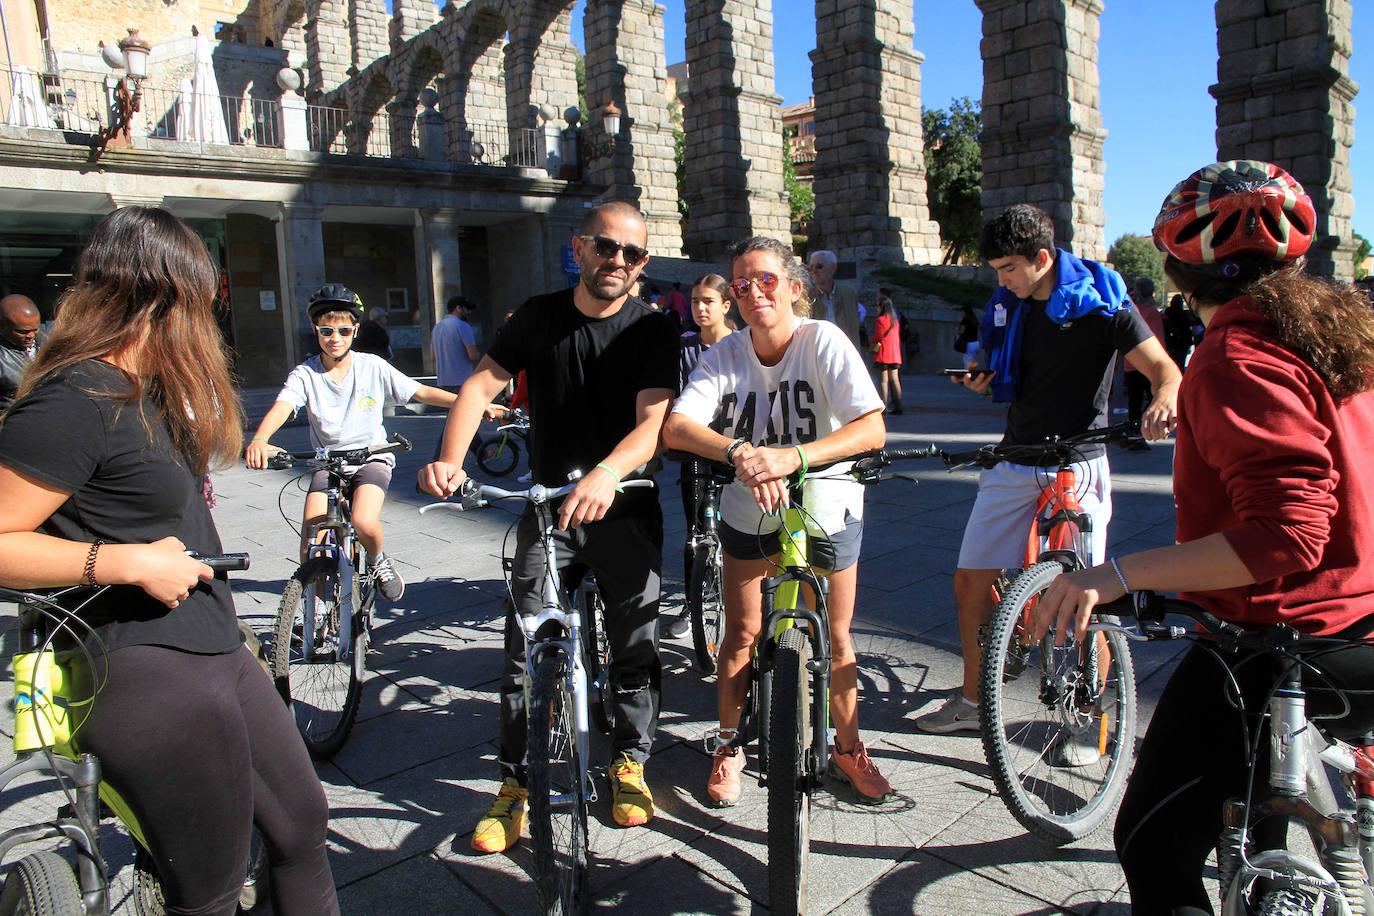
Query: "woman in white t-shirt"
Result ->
[[663, 236, 890, 806]]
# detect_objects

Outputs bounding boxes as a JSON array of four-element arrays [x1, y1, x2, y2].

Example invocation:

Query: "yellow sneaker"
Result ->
[[610, 754, 654, 827], [470, 778, 527, 854]]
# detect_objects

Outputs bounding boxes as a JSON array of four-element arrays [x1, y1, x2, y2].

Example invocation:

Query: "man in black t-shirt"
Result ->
[[916, 204, 1181, 738], [419, 201, 678, 852]]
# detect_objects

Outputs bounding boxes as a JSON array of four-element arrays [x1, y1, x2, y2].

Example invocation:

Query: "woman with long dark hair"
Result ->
[[1030, 162, 1374, 909], [0, 207, 339, 915]]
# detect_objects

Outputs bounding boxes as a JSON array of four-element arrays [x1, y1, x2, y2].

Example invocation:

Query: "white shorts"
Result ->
[[956, 454, 1112, 570]]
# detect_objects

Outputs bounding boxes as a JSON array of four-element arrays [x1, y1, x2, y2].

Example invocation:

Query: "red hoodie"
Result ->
[[1174, 296, 1374, 635]]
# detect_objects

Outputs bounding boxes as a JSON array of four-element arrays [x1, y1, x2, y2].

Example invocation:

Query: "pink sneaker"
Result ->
[[706, 746, 745, 807], [828, 739, 893, 804]]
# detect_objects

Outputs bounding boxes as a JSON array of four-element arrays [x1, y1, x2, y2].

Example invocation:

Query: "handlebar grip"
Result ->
[[886, 445, 939, 462], [190, 552, 250, 572]]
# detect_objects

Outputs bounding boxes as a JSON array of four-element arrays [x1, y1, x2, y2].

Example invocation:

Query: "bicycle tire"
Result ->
[[476, 436, 520, 477], [527, 650, 590, 916], [134, 833, 269, 915], [1256, 888, 1324, 915], [580, 585, 614, 736], [767, 626, 811, 916], [979, 560, 1137, 844], [688, 544, 725, 675], [0, 851, 82, 916], [270, 558, 365, 760]]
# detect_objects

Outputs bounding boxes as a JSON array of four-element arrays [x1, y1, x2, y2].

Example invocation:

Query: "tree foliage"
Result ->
[[922, 97, 983, 265], [574, 55, 588, 124], [1354, 232, 1370, 280], [670, 95, 687, 220], [1107, 233, 1166, 290], [782, 130, 814, 228]]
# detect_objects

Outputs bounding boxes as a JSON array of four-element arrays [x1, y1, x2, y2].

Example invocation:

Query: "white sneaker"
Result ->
[[914, 692, 980, 734], [1049, 730, 1102, 768], [371, 554, 405, 601]]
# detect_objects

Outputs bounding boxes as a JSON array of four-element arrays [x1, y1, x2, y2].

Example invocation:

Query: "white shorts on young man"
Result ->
[[956, 454, 1112, 570]]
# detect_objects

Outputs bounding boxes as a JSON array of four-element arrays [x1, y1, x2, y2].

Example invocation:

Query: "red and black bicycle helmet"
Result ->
[[307, 283, 364, 322], [1152, 160, 1315, 267]]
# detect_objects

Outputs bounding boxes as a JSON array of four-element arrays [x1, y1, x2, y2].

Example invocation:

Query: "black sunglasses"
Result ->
[[579, 235, 649, 265], [315, 326, 355, 338]]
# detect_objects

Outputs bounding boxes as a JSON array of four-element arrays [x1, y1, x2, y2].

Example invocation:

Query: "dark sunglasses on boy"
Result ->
[[315, 326, 355, 338]]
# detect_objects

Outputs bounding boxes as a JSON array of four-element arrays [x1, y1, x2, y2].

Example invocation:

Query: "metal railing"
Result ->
[[1, 64, 546, 170]]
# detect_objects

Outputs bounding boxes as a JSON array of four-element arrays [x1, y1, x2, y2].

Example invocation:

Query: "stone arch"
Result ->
[[277, 0, 308, 64], [398, 40, 446, 158], [448, 2, 514, 164], [506, 1, 580, 136], [352, 70, 396, 156]]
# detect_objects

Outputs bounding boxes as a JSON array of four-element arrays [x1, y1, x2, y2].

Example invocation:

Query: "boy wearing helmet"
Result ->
[[1031, 161, 1374, 907], [246, 284, 458, 599], [916, 204, 1182, 736]]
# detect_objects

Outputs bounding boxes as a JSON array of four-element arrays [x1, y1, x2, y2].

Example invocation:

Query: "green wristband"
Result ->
[[595, 462, 624, 492]]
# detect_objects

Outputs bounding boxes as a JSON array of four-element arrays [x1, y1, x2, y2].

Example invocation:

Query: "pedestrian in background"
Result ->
[[432, 295, 479, 393], [0, 293, 42, 413], [354, 306, 393, 361], [1123, 278, 1167, 450], [871, 292, 903, 414]]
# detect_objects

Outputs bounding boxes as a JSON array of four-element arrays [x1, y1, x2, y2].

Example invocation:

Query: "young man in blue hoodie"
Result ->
[[916, 204, 1180, 737]]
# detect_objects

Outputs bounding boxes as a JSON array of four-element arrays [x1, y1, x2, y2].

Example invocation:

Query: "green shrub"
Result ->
[[873, 264, 994, 310]]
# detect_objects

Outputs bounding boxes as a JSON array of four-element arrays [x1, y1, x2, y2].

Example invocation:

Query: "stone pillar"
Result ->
[[415, 207, 462, 372], [1212, 0, 1358, 280], [391, 0, 435, 51], [808, 0, 942, 266], [349, 0, 388, 68], [976, 0, 1107, 260], [279, 93, 310, 150], [681, 0, 790, 261], [418, 90, 446, 161], [583, 0, 683, 255], [305, 0, 351, 98], [275, 202, 327, 367]]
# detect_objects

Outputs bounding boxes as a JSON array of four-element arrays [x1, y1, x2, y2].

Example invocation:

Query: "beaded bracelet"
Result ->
[[1109, 557, 1133, 595], [83, 540, 105, 587]]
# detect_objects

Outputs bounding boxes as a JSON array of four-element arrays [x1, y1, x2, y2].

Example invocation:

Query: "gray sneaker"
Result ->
[[372, 555, 405, 601], [1049, 730, 1102, 768], [914, 692, 980, 734]]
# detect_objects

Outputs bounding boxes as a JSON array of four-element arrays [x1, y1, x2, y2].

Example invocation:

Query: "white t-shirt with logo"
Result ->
[[277, 352, 420, 465], [672, 318, 883, 537]]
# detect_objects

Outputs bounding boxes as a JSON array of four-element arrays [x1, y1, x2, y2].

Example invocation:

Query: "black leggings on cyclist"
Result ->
[[77, 644, 339, 916], [1115, 635, 1374, 914]]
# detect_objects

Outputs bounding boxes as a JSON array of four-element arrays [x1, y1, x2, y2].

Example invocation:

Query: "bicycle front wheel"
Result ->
[[979, 560, 1137, 844], [767, 626, 812, 916], [476, 436, 519, 476], [527, 649, 590, 915], [688, 544, 725, 675], [0, 851, 82, 916], [579, 584, 614, 736], [271, 559, 365, 760]]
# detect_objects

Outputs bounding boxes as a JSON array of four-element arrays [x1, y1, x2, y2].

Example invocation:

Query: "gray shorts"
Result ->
[[308, 460, 393, 494], [719, 512, 863, 572], [956, 454, 1111, 570]]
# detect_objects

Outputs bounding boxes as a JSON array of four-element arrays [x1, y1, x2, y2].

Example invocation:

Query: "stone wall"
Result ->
[[808, 0, 943, 267], [1212, 0, 1357, 280], [976, 0, 1107, 260]]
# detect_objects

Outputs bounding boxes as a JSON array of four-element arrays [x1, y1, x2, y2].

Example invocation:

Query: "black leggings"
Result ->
[[1116, 638, 1374, 914], [77, 644, 339, 916]]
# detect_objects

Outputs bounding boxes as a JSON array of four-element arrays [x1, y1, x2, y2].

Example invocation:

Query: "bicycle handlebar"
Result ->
[[418, 476, 656, 515], [266, 433, 412, 469], [0, 552, 251, 606], [1094, 589, 1333, 654], [939, 422, 1140, 470]]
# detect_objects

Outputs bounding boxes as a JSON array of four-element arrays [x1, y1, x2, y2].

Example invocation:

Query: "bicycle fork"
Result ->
[[756, 570, 832, 788], [305, 490, 359, 664]]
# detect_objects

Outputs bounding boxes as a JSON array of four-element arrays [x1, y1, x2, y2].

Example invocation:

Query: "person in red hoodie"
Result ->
[[1031, 161, 1374, 910]]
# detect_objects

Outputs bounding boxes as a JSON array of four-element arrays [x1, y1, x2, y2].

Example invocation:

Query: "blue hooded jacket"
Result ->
[[979, 248, 1131, 403]]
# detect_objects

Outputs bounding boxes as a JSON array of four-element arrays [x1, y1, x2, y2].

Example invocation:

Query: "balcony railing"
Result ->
[[0, 64, 544, 169]]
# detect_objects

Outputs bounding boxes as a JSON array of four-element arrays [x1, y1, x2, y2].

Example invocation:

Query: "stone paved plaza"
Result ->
[[0, 374, 1195, 914]]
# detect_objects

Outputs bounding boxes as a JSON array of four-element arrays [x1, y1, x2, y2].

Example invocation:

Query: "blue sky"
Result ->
[[561, 0, 1372, 248]]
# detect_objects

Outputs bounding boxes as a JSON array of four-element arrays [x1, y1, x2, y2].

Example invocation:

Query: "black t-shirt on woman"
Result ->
[[486, 288, 679, 493], [0, 360, 241, 654]]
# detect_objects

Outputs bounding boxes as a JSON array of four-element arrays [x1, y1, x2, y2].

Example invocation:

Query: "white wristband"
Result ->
[[1109, 557, 1133, 594]]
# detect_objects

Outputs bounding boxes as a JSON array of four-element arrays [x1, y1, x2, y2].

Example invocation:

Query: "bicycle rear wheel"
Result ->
[[527, 650, 590, 915], [979, 560, 1137, 844], [270, 559, 365, 760], [767, 626, 811, 916], [476, 436, 520, 476], [687, 544, 725, 675]]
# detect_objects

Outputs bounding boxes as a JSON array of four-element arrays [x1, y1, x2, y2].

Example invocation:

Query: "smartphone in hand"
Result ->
[[940, 368, 993, 379]]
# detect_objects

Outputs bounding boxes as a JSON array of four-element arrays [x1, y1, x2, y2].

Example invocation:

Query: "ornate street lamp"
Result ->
[[98, 29, 152, 151]]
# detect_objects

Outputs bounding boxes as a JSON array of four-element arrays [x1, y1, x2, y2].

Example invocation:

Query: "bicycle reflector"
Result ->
[[13, 650, 71, 752]]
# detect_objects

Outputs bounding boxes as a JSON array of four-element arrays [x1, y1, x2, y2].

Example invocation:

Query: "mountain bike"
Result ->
[[1099, 591, 1374, 915], [476, 408, 529, 477], [940, 422, 1139, 844], [743, 445, 935, 915], [420, 474, 654, 915], [673, 455, 731, 675], [264, 433, 411, 759], [0, 553, 262, 916]]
